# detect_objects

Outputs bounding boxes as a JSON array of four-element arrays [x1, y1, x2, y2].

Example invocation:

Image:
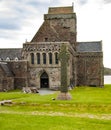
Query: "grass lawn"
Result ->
[[0, 85, 111, 130]]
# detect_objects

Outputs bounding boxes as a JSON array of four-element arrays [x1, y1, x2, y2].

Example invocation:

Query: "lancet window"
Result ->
[[55, 52, 58, 64], [37, 53, 40, 64], [30, 53, 34, 64], [49, 53, 52, 64], [43, 53, 46, 64]]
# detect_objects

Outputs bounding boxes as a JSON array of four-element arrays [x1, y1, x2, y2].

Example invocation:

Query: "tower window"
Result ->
[[55, 52, 58, 64], [30, 53, 34, 64], [43, 53, 46, 64], [45, 38, 48, 42], [37, 53, 40, 64], [49, 53, 52, 64]]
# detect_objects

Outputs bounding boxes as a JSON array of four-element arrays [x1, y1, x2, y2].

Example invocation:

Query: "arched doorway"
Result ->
[[40, 72, 49, 88]]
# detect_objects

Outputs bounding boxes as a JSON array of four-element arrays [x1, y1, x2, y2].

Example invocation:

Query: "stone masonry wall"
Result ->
[[22, 42, 73, 89], [28, 67, 61, 90], [2, 77, 14, 91], [48, 6, 73, 14], [31, 9, 77, 51], [8, 61, 28, 89], [32, 18, 76, 46], [22, 42, 61, 89], [77, 52, 104, 87], [0, 67, 14, 91]]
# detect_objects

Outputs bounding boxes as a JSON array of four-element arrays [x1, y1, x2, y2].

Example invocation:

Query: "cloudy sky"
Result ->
[[0, 0, 111, 68]]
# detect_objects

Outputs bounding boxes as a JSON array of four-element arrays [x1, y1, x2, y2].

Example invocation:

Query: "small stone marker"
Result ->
[[0, 100, 12, 106]]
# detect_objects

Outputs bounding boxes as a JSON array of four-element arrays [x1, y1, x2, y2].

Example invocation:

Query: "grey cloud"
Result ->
[[0, 18, 21, 30], [103, 0, 111, 4], [78, 0, 88, 5], [0, 0, 40, 31], [0, 0, 50, 41]]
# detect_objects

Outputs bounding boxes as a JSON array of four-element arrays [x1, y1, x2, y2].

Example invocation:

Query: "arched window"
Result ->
[[45, 37, 48, 42], [43, 53, 46, 64], [30, 53, 34, 64], [37, 53, 40, 64], [55, 52, 58, 64], [49, 53, 52, 64]]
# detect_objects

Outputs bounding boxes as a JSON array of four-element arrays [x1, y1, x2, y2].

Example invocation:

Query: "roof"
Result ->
[[0, 48, 22, 61], [77, 41, 102, 52], [0, 62, 13, 77]]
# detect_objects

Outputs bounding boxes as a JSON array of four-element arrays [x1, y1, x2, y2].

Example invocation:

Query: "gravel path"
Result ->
[[38, 89, 55, 95]]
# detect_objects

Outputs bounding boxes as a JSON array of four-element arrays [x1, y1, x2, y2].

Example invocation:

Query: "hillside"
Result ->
[[104, 67, 111, 75]]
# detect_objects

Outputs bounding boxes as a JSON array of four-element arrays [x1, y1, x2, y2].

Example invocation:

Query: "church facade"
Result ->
[[0, 6, 104, 91]]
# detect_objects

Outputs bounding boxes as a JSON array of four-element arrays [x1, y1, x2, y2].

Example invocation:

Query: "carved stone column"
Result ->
[[57, 43, 72, 100]]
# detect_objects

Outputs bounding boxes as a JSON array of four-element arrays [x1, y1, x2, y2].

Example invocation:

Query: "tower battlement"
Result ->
[[48, 6, 74, 14]]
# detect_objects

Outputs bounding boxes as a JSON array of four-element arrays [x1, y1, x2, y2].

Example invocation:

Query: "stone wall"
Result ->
[[0, 67, 14, 91], [77, 52, 104, 87], [31, 8, 77, 51], [8, 61, 28, 89], [28, 67, 61, 90], [22, 42, 74, 89], [48, 6, 73, 14], [14, 78, 27, 89], [2, 77, 14, 91]]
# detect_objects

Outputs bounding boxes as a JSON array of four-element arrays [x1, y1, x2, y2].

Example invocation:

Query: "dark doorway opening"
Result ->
[[40, 72, 49, 88]]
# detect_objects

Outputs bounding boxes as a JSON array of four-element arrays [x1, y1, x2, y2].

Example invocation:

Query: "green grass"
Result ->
[[0, 114, 111, 130], [0, 85, 111, 130]]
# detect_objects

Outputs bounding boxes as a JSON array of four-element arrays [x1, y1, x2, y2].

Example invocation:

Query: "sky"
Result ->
[[0, 0, 111, 68]]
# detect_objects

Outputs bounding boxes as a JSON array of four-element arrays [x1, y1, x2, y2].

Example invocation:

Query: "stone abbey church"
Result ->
[[0, 6, 104, 91]]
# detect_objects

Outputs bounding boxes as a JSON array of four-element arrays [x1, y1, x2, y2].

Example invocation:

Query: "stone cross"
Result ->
[[59, 43, 69, 92]]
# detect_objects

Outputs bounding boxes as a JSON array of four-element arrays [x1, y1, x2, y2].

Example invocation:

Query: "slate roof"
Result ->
[[77, 41, 102, 52], [0, 48, 22, 61], [0, 62, 13, 76]]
